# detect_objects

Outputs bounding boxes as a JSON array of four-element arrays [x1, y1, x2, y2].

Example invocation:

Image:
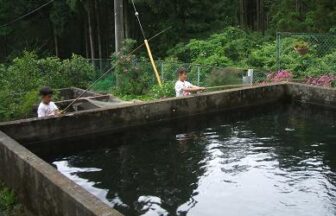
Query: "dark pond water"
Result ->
[[40, 103, 336, 216]]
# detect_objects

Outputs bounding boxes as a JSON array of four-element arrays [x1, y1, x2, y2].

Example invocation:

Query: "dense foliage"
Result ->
[[1, 25, 336, 121], [1, 0, 336, 60], [166, 27, 336, 81], [148, 82, 175, 99], [111, 39, 154, 95], [0, 51, 95, 120]]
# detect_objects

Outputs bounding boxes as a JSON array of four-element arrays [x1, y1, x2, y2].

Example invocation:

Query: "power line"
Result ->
[[0, 0, 54, 29]]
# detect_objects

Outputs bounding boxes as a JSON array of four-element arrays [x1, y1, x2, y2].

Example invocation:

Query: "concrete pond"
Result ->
[[0, 82, 335, 216]]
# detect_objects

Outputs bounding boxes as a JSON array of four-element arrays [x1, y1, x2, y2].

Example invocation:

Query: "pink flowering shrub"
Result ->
[[305, 75, 336, 87], [266, 70, 293, 82]]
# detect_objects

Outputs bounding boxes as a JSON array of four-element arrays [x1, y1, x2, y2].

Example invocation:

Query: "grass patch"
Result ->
[[0, 183, 25, 216]]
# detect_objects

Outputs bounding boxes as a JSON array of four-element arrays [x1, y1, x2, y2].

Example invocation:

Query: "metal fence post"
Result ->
[[160, 61, 164, 81], [197, 66, 200, 86], [276, 32, 281, 71]]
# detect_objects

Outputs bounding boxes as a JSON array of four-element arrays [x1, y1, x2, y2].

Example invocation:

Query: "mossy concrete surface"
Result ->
[[0, 182, 26, 216]]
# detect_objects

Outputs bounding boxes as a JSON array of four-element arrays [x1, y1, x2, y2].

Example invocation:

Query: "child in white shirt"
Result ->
[[175, 68, 206, 97], [37, 87, 60, 118]]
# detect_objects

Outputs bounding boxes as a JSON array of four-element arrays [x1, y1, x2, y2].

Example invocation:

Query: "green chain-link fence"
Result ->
[[89, 58, 259, 91], [276, 32, 336, 75]]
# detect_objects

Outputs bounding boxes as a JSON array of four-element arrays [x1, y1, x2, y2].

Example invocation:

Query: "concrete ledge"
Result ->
[[287, 82, 336, 107], [0, 131, 123, 216], [0, 83, 287, 144]]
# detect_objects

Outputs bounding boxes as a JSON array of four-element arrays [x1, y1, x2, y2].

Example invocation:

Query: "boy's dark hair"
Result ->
[[39, 86, 53, 96], [176, 67, 187, 76]]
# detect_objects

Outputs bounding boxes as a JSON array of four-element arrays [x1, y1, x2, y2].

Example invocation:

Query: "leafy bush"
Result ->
[[6, 52, 42, 93], [0, 51, 96, 121], [248, 37, 332, 78], [38, 54, 96, 89], [247, 42, 277, 70], [168, 27, 263, 67], [170, 29, 335, 81], [0, 64, 7, 85], [305, 50, 336, 75], [148, 81, 175, 99], [112, 39, 154, 95], [38, 57, 64, 88], [61, 54, 96, 88]]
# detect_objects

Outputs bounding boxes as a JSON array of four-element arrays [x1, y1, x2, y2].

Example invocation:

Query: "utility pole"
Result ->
[[114, 0, 124, 52]]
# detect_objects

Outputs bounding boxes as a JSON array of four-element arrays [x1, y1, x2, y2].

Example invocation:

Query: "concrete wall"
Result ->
[[0, 131, 123, 216], [0, 83, 287, 144], [287, 82, 336, 107]]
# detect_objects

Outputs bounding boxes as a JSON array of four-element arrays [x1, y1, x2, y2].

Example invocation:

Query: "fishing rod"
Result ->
[[205, 84, 251, 91], [62, 28, 171, 114], [130, 26, 172, 55], [130, 0, 162, 87]]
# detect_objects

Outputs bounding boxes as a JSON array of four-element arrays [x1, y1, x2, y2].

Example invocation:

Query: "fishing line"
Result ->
[[130, 26, 172, 55], [129, 0, 163, 86], [62, 28, 170, 113], [130, 0, 146, 39], [0, 0, 54, 28]]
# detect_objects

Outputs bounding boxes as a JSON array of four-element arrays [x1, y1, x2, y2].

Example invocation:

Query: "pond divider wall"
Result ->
[[287, 82, 336, 107], [0, 82, 335, 216], [0, 83, 287, 144], [58, 87, 104, 100]]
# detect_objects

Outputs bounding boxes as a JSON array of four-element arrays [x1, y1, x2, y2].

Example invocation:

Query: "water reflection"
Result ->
[[39, 103, 336, 216]]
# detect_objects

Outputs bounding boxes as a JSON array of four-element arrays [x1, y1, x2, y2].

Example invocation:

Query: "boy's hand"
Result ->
[[55, 110, 64, 116]]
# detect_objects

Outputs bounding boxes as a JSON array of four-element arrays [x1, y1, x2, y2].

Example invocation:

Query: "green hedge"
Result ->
[[0, 51, 96, 121]]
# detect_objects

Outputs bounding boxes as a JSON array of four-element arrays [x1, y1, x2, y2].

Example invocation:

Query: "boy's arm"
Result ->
[[52, 103, 61, 116], [183, 85, 206, 92]]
